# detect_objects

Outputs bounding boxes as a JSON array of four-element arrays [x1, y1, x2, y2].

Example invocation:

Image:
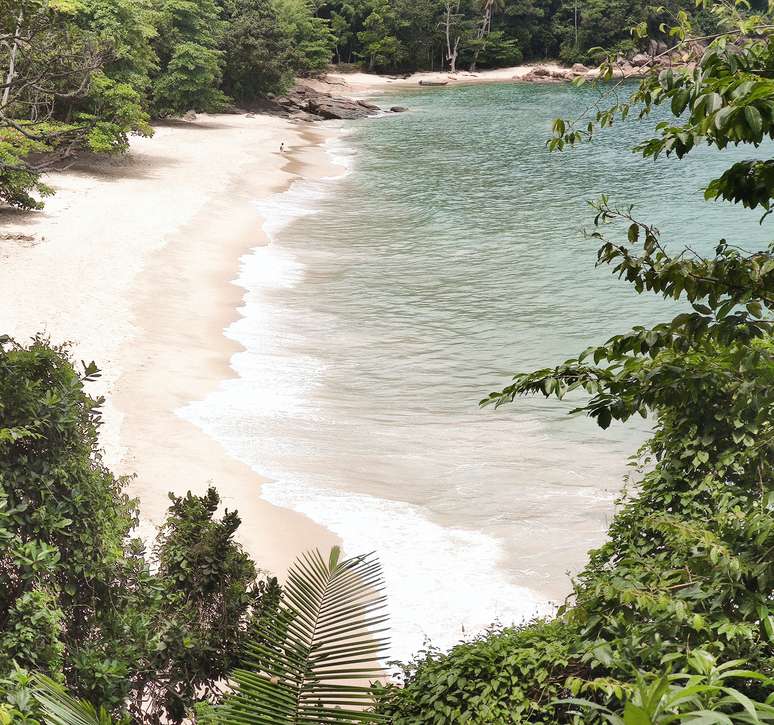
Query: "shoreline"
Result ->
[[114, 120, 343, 575], [0, 113, 342, 577], [312, 64, 570, 94], [303, 61, 655, 98]]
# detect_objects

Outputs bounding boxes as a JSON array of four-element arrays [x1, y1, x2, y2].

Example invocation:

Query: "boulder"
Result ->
[[290, 110, 322, 122], [253, 83, 387, 121], [518, 68, 565, 83], [648, 39, 669, 56], [390, 106, 408, 113], [183, 110, 197, 121], [571, 62, 589, 73], [272, 84, 383, 120], [308, 97, 372, 119], [631, 53, 650, 67], [245, 112, 256, 118], [531, 65, 551, 77]]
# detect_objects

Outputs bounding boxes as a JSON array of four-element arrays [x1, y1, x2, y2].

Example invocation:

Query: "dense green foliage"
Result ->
[[375, 620, 575, 723], [0, 0, 741, 209], [0, 0, 329, 208], [0, 337, 276, 723], [219, 0, 294, 101], [319, 0, 713, 72], [375, 2, 774, 722], [4, 1, 774, 723], [561, 649, 774, 723]]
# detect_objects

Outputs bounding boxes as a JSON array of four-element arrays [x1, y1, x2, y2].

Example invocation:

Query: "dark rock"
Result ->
[[290, 110, 322, 122], [390, 106, 408, 113], [309, 98, 368, 119], [245, 112, 256, 118], [631, 53, 650, 67], [518, 68, 565, 83], [255, 83, 382, 121]]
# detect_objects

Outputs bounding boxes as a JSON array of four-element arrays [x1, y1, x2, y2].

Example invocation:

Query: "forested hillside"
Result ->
[[319, 0, 711, 71]]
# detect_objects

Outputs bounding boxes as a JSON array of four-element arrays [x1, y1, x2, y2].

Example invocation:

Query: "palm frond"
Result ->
[[33, 675, 119, 725], [218, 546, 389, 724]]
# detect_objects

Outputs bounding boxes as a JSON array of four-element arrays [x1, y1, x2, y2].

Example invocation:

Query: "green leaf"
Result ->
[[744, 106, 763, 136]]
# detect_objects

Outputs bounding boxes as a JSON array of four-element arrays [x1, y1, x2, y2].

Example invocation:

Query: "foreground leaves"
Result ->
[[217, 547, 389, 724]]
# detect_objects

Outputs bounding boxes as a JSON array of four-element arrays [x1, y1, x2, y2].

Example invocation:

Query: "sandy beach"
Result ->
[[306, 63, 571, 95], [0, 112, 339, 576]]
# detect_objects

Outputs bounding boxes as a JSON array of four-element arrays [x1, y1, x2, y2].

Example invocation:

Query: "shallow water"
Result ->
[[182, 82, 772, 660]]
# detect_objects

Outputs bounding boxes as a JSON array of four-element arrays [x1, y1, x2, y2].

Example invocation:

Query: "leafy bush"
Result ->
[[374, 620, 577, 723], [563, 650, 774, 724], [0, 337, 275, 723]]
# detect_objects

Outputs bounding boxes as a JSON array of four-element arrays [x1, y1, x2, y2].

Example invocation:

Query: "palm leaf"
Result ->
[[33, 675, 120, 725], [218, 546, 389, 724]]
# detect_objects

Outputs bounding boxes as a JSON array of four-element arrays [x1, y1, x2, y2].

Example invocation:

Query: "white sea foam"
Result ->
[[260, 476, 553, 661], [179, 127, 554, 663]]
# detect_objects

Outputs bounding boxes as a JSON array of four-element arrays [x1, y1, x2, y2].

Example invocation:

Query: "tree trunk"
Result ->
[[2, 8, 24, 110], [444, 0, 461, 73], [470, 0, 494, 72], [450, 37, 459, 73]]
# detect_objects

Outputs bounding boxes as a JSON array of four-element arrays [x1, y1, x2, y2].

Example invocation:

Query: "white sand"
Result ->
[[305, 64, 570, 95], [0, 113, 339, 574]]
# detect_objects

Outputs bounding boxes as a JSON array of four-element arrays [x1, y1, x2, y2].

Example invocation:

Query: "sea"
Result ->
[[181, 81, 772, 662]]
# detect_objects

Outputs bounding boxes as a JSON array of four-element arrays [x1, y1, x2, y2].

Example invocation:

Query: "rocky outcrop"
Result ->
[[517, 65, 568, 83], [390, 106, 408, 113], [274, 85, 384, 120]]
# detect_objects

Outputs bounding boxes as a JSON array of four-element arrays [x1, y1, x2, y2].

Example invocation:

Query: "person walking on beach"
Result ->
[[280, 142, 285, 152]]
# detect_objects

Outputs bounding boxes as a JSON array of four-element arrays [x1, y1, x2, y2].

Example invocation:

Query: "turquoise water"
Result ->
[[184, 82, 772, 659]]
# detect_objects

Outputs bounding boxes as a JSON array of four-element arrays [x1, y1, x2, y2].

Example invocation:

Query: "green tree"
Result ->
[[276, 0, 335, 75], [0, 0, 151, 208], [218, 0, 295, 101], [357, 0, 405, 70], [0, 337, 277, 723], [0, 337, 150, 705], [138, 488, 277, 723], [152, 0, 227, 114]]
